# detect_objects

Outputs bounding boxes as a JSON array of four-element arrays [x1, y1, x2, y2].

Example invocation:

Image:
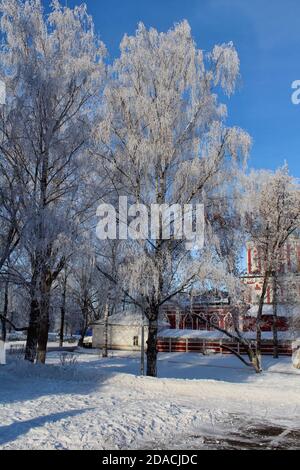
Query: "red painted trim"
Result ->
[[247, 248, 252, 274], [287, 244, 291, 271], [157, 338, 292, 356]]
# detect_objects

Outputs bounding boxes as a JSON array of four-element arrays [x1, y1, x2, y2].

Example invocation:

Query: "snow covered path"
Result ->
[[0, 352, 300, 450]]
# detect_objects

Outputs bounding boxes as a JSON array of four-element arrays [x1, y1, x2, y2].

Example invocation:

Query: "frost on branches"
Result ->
[[0, 0, 106, 363], [240, 166, 300, 370], [1, 4, 298, 380], [95, 21, 250, 376]]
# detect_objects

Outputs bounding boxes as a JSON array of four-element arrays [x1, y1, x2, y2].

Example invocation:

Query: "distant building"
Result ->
[[92, 312, 168, 351], [92, 238, 300, 356], [92, 312, 148, 351], [157, 237, 300, 356], [161, 293, 236, 332], [241, 235, 300, 331]]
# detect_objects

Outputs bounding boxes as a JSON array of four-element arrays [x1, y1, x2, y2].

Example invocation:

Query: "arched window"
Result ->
[[184, 314, 193, 330], [224, 313, 234, 331], [210, 313, 220, 328], [198, 313, 207, 330]]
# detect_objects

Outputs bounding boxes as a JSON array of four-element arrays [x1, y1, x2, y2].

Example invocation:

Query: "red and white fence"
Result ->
[[157, 337, 292, 356]]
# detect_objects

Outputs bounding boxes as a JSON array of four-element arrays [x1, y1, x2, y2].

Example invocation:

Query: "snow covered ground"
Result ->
[[0, 349, 300, 450]]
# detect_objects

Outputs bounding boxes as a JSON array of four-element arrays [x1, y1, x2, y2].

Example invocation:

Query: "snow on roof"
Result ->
[[94, 311, 147, 326], [94, 311, 168, 327], [159, 328, 297, 341], [163, 293, 230, 308], [160, 329, 225, 340], [247, 304, 300, 318]]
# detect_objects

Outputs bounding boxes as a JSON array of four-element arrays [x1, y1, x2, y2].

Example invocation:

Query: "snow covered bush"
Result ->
[[59, 352, 78, 369]]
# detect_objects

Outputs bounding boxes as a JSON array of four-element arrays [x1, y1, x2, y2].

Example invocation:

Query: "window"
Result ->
[[184, 314, 193, 329], [133, 336, 139, 346]]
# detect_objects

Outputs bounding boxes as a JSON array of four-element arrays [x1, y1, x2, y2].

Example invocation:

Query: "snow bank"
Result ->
[[3, 355, 102, 383]]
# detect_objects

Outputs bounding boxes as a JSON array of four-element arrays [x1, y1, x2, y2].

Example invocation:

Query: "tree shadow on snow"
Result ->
[[156, 353, 262, 383], [0, 353, 141, 405], [0, 408, 94, 447]]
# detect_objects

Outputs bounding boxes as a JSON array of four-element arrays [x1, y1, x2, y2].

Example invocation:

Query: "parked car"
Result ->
[[7, 331, 26, 342], [48, 332, 59, 342], [82, 336, 93, 348], [63, 335, 80, 344]]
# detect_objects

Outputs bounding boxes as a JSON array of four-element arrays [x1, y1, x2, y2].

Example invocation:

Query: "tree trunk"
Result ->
[[59, 275, 67, 348], [255, 273, 269, 373], [25, 297, 40, 362], [36, 271, 52, 364], [272, 273, 279, 359], [59, 303, 65, 348], [1, 279, 8, 342], [247, 346, 262, 373], [36, 315, 49, 364], [146, 315, 159, 377], [78, 298, 89, 348], [140, 321, 145, 376], [36, 144, 50, 365], [78, 323, 88, 348]]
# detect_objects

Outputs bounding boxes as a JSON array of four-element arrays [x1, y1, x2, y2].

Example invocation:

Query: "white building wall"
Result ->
[[93, 323, 148, 351]]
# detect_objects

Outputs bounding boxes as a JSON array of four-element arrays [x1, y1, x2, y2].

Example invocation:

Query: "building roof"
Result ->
[[93, 311, 168, 327], [247, 304, 300, 317], [162, 292, 230, 310]]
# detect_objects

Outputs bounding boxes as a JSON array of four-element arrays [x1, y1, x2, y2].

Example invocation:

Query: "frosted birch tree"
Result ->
[[0, 0, 106, 362], [0, 162, 20, 272], [241, 166, 300, 369], [68, 236, 119, 347], [68, 252, 99, 347], [96, 21, 250, 376]]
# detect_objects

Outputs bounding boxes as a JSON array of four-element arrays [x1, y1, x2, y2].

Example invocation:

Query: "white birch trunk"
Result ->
[[0, 340, 6, 365], [292, 341, 300, 369]]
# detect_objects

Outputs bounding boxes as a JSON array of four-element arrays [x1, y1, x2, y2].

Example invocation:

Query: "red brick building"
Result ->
[[157, 238, 300, 356], [242, 235, 300, 331]]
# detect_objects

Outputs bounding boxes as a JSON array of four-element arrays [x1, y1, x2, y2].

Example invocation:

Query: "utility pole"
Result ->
[[102, 303, 109, 358], [140, 312, 145, 376]]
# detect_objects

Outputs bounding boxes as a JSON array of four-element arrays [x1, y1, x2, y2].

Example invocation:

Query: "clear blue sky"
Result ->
[[51, 0, 300, 176]]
